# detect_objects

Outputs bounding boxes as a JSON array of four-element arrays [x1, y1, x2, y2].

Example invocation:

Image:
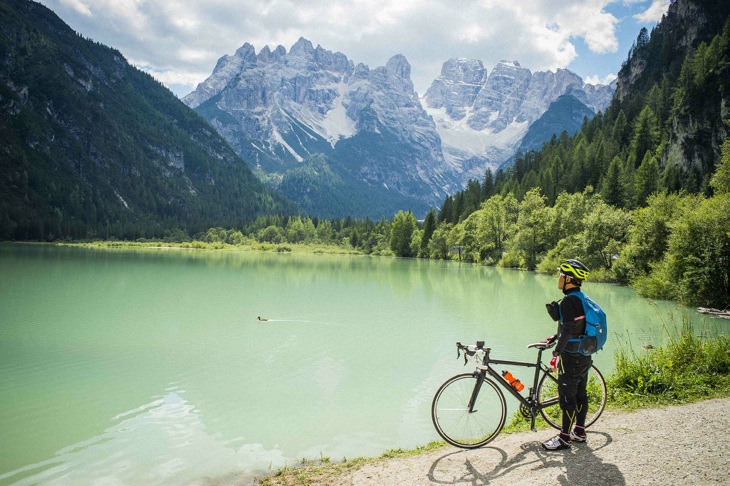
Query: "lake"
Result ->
[[0, 244, 724, 484]]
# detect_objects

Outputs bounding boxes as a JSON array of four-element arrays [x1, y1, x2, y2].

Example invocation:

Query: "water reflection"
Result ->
[[0, 389, 283, 485]]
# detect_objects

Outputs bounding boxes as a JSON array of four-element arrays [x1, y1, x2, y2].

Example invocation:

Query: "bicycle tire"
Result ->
[[431, 373, 506, 449], [537, 364, 607, 430]]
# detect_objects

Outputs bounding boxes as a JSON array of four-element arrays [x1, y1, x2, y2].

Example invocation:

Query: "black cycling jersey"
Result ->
[[554, 287, 587, 356]]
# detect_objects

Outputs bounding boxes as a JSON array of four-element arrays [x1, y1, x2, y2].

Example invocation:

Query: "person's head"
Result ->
[[558, 259, 589, 290]]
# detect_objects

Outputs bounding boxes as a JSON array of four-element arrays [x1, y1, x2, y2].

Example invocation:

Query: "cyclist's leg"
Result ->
[[572, 356, 593, 440], [559, 354, 592, 434], [575, 366, 590, 427], [558, 368, 579, 436]]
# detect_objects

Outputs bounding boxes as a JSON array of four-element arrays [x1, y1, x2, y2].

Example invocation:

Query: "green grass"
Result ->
[[257, 441, 446, 485], [606, 316, 730, 408], [63, 240, 364, 255]]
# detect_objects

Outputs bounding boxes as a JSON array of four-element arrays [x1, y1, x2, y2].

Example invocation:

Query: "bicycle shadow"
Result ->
[[427, 432, 624, 485]]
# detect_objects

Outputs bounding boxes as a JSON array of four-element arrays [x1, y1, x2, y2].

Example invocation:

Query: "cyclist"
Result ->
[[542, 259, 593, 451]]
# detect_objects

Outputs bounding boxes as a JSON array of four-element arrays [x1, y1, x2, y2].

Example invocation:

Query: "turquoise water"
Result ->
[[0, 244, 723, 484]]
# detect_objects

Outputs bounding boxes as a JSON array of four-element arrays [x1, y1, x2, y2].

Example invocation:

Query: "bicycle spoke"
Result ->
[[432, 374, 506, 448]]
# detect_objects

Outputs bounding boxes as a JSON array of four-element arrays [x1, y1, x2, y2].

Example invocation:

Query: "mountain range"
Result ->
[[184, 41, 614, 218]]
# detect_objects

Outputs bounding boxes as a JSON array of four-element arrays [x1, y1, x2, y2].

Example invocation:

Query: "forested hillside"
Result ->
[[0, 0, 294, 240], [424, 2, 730, 308]]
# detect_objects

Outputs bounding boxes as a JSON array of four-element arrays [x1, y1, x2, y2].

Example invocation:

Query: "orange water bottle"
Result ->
[[502, 370, 525, 391]]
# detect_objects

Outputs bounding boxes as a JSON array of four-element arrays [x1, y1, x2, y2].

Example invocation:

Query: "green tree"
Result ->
[[420, 209, 437, 257], [613, 193, 688, 283], [479, 194, 518, 264], [645, 194, 730, 307], [601, 156, 624, 207], [259, 225, 284, 243], [582, 201, 633, 271], [390, 210, 418, 257], [482, 168, 495, 200], [510, 188, 550, 270], [629, 106, 661, 168], [635, 151, 660, 206], [428, 223, 452, 260], [315, 220, 335, 244], [710, 135, 730, 194], [546, 189, 596, 247]]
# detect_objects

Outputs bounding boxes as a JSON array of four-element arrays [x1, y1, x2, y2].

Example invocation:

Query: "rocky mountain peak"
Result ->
[[386, 54, 411, 80], [290, 37, 314, 56]]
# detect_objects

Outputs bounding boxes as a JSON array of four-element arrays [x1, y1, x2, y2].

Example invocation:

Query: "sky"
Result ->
[[35, 0, 672, 98]]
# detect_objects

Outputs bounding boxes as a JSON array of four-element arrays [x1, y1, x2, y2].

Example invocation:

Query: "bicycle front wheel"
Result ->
[[431, 373, 506, 449], [537, 364, 607, 430]]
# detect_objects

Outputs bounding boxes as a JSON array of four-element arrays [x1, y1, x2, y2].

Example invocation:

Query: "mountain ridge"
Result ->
[[185, 40, 614, 218]]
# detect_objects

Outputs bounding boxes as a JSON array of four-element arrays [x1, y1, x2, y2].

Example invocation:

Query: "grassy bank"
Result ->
[[64, 239, 364, 255], [607, 317, 730, 408], [258, 316, 730, 485]]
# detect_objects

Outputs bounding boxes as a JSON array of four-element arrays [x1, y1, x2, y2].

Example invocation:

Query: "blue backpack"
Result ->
[[562, 291, 607, 355]]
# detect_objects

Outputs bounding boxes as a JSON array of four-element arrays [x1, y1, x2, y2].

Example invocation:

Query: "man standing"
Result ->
[[542, 259, 592, 451]]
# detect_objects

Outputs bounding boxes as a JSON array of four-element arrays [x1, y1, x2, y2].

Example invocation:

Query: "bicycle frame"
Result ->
[[469, 346, 559, 430]]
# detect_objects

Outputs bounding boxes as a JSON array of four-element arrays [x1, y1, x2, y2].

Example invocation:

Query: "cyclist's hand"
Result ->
[[542, 335, 557, 344], [549, 355, 560, 373]]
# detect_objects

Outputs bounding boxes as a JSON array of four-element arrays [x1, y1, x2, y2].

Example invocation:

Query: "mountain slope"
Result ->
[[515, 93, 597, 154], [613, 0, 730, 181], [0, 0, 293, 240]]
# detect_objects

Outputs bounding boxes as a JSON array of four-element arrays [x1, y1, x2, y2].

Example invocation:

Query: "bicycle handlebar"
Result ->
[[456, 341, 489, 366], [456, 336, 556, 365]]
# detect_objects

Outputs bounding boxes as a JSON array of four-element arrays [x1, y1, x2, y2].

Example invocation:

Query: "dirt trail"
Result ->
[[266, 397, 729, 485]]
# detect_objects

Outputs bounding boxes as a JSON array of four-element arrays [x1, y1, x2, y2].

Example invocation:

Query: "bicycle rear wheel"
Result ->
[[537, 365, 607, 430], [431, 373, 506, 449]]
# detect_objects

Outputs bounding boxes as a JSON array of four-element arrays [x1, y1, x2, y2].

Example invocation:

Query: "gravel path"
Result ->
[[330, 397, 730, 485]]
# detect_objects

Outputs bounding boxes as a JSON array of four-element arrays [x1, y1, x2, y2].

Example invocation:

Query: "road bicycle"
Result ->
[[431, 338, 607, 449]]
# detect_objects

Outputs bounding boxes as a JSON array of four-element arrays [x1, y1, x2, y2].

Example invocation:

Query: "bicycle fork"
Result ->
[[467, 370, 486, 413]]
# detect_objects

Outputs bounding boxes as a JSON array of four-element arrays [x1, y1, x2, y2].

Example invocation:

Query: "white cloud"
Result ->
[[58, 0, 90, 16], [584, 73, 618, 85], [634, 0, 671, 23], [37, 0, 635, 97]]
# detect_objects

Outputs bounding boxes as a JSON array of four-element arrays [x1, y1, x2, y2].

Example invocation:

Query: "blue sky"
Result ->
[[36, 0, 671, 98]]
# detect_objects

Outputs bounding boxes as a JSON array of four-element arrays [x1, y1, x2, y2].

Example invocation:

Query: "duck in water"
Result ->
[[257, 316, 269, 322]]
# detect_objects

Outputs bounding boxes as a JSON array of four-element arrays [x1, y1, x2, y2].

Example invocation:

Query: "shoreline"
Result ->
[[253, 396, 730, 485]]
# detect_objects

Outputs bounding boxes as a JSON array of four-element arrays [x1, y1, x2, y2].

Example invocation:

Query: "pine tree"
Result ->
[[438, 196, 454, 224], [629, 106, 660, 168], [635, 151, 660, 206], [601, 156, 624, 207], [420, 209, 437, 256], [482, 168, 494, 201]]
